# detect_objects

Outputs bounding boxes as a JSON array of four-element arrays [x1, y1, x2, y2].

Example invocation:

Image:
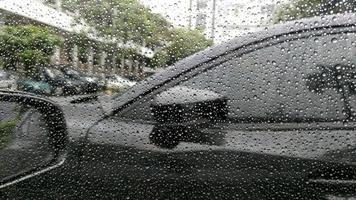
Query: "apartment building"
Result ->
[[0, 0, 153, 76]]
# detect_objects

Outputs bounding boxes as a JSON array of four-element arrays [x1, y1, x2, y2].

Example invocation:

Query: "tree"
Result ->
[[274, 0, 356, 23], [149, 29, 213, 68], [62, 0, 171, 47], [0, 25, 62, 75], [62, 0, 212, 69]]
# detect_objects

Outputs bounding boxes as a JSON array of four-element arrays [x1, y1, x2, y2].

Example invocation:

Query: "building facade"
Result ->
[[0, 0, 153, 77]]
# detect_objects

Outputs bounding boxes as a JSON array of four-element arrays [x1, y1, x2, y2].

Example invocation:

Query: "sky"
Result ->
[[140, 0, 191, 27], [139, 0, 285, 43], [140, 0, 282, 26]]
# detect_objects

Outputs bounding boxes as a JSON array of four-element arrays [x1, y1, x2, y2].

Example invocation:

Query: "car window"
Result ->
[[122, 31, 356, 122], [182, 33, 355, 122]]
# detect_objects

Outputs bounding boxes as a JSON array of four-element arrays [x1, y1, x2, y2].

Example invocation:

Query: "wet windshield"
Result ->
[[1, 0, 356, 199]]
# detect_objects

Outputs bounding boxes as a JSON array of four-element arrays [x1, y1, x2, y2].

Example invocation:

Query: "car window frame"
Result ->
[[105, 25, 356, 124]]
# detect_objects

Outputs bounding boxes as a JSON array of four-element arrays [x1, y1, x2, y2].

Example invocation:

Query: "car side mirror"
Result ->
[[149, 86, 228, 148], [0, 91, 67, 189]]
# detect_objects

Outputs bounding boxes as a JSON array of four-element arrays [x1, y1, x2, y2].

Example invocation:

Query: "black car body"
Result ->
[[42, 67, 83, 95], [17, 66, 83, 96], [2, 14, 356, 199]]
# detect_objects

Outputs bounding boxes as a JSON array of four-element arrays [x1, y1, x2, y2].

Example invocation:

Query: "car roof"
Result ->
[[111, 13, 356, 114]]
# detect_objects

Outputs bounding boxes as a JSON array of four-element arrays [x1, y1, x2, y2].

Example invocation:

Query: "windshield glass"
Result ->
[[1, 0, 356, 199]]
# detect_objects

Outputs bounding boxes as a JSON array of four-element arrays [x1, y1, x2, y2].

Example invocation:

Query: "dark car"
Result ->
[[42, 67, 83, 95], [1, 14, 356, 200], [59, 66, 103, 94], [17, 67, 83, 96], [125, 74, 142, 82], [16, 78, 52, 95]]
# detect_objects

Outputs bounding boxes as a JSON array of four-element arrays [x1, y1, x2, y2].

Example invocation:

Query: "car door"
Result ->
[[83, 27, 356, 199]]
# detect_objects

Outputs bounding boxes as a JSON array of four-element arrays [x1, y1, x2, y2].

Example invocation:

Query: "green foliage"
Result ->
[[149, 50, 170, 68], [67, 33, 97, 63], [149, 29, 213, 68], [62, 0, 212, 68], [274, 0, 356, 23], [0, 119, 17, 150], [117, 48, 141, 60], [0, 25, 62, 74], [62, 0, 171, 47]]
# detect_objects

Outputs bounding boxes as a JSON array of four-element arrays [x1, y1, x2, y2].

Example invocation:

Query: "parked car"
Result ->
[[43, 67, 84, 95], [2, 14, 356, 200], [60, 66, 104, 93], [105, 74, 136, 92], [125, 74, 142, 82], [17, 75, 53, 95], [0, 70, 17, 90], [17, 66, 83, 96], [92, 73, 107, 90]]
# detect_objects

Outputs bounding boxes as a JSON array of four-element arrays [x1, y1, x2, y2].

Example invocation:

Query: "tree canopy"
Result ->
[[149, 29, 213, 68], [0, 25, 62, 74], [62, 0, 213, 68], [62, 0, 171, 48], [274, 0, 356, 23]]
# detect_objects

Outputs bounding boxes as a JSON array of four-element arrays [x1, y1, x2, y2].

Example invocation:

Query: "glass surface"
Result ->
[[124, 32, 356, 122], [0, 101, 55, 181], [1, 0, 356, 199]]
